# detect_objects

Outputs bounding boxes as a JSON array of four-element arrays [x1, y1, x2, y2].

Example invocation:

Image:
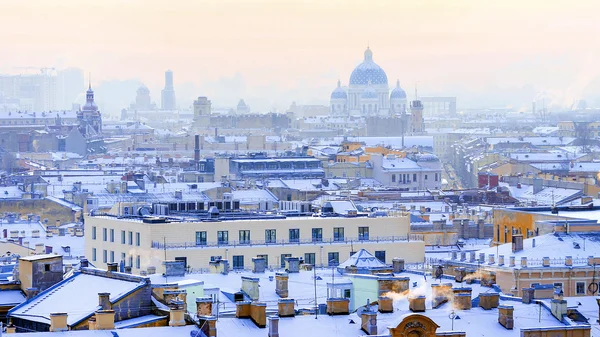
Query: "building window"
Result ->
[[289, 229, 300, 243], [196, 231, 207, 246], [358, 227, 369, 241], [413, 173, 417, 182], [121, 230, 126, 244], [239, 230, 251, 244], [312, 228, 323, 242], [265, 229, 276, 244], [344, 289, 351, 298], [553, 282, 563, 290], [102, 228, 107, 242], [110, 251, 115, 263], [103, 250, 107, 263], [92, 226, 96, 240], [328, 252, 339, 266], [110, 229, 114, 242], [425, 174, 428, 180], [92, 248, 97, 261], [136, 232, 140, 246], [576, 282, 586, 294], [435, 173, 439, 182], [375, 250, 386, 264], [217, 231, 229, 245], [136, 255, 141, 269], [392, 174, 396, 183], [128, 231, 133, 245], [304, 253, 316, 265], [281, 254, 292, 268], [232, 255, 244, 270], [333, 227, 344, 242], [121, 253, 126, 263]]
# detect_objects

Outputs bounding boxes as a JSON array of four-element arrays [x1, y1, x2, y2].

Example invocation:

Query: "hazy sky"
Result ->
[[1, 0, 599, 111]]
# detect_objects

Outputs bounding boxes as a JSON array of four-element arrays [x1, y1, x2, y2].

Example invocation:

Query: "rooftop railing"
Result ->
[[151, 234, 424, 250]]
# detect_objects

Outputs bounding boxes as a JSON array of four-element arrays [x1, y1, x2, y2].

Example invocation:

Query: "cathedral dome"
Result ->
[[390, 80, 406, 99], [349, 47, 388, 86], [361, 86, 378, 99], [331, 80, 347, 99]]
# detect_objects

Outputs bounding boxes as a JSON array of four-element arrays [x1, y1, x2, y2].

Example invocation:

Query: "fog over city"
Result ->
[[1, 0, 600, 113], [3, 1, 600, 336]]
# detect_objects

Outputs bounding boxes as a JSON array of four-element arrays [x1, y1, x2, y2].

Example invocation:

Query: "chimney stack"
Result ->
[[250, 302, 267, 328], [275, 272, 289, 298], [284, 257, 300, 273], [551, 288, 567, 321], [278, 298, 295, 317], [453, 288, 472, 310], [49, 313, 68, 332], [252, 257, 266, 273], [169, 300, 186, 327], [26, 287, 39, 300], [392, 258, 405, 273], [522, 288, 535, 304], [80, 258, 89, 268], [454, 267, 466, 283], [326, 298, 350, 315], [268, 316, 279, 337], [479, 292, 500, 310], [432, 283, 452, 308], [241, 276, 260, 301], [509, 256, 516, 267], [498, 305, 514, 329], [198, 316, 217, 337], [98, 292, 111, 310], [196, 297, 213, 316], [194, 135, 201, 170], [361, 310, 378, 335], [378, 296, 393, 313], [521, 257, 527, 268], [512, 234, 523, 253], [95, 310, 115, 330], [565, 256, 573, 266], [409, 295, 426, 312], [498, 255, 505, 266]]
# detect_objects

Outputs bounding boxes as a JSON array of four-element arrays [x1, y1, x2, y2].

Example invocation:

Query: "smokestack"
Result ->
[[195, 135, 200, 170]]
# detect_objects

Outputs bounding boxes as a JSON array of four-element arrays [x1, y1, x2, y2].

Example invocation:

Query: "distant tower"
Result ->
[[78, 81, 102, 135], [193, 96, 212, 128], [135, 85, 152, 110], [410, 99, 424, 134], [161, 70, 176, 110]]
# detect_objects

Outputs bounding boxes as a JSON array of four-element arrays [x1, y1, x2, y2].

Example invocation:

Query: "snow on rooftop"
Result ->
[[10, 273, 146, 325]]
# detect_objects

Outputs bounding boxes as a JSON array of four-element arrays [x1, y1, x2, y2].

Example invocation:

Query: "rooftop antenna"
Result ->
[[414, 83, 419, 100], [88, 72, 92, 89]]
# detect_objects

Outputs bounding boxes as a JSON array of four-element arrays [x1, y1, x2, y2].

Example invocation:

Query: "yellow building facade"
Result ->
[[85, 214, 424, 274]]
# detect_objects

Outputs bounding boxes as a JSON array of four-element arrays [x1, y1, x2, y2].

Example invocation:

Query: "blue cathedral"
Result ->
[[330, 47, 407, 117]]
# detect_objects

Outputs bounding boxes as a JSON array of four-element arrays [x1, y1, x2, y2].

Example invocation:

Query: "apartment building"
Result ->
[[85, 212, 424, 274]]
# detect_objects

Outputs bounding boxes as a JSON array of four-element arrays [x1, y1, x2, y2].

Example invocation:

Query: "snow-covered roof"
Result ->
[[338, 249, 386, 269], [10, 270, 148, 326]]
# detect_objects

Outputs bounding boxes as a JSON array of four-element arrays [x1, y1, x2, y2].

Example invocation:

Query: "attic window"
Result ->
[[44, 264, 50, 272]]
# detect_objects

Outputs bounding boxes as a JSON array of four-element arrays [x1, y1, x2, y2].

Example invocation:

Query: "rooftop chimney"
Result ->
[[242, 276, 260, 301], [432, 283, 452, 308], [278, 298, 295, 317], [326, 298, 350, 315], [498, 305, 514, 330], [392, 258, 405, 273], [284, 257, 300, 273], [551, 288, 567, 321], [196, 297, 213, 317], [522, 288, 535, 304], [479, 292, 500, 310], [80, 258, 89, 268], [250, 302, 267, 328], [378, 296, 393, 313], [268, 316, 279, 337], [408, 295, 426, 312], [26, 287, 39, 300], [512, 234, 523, 253], [49, 313, 68, 332], [453, 288, 472, 310], [95, 310, 115, 330], [275, 272, 289, 298], [169, 300, 186, 327], [252, 257, 266, 273], [98, 292, 111, 310], [194, 135, 201, 170], [198, 316, 217, 337], [361, 310, 378, 335]]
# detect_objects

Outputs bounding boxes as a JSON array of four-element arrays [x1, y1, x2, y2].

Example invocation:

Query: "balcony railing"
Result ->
[[151, 234, 424, 249]]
